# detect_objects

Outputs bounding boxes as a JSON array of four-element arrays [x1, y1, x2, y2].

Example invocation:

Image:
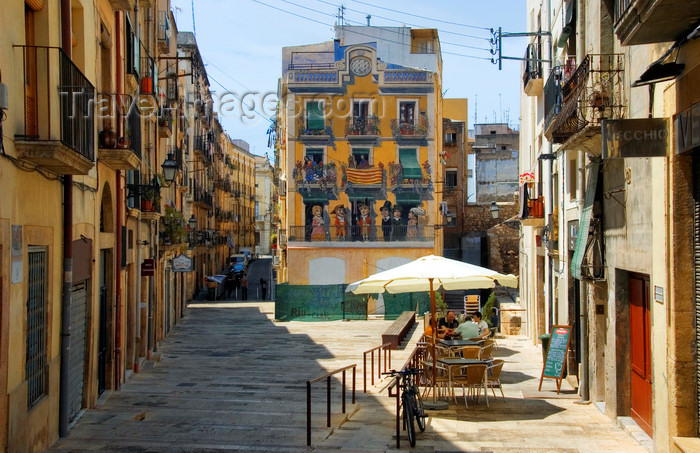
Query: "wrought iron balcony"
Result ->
[[287, 224, 435, 244], [14, 46, 94, 175], [614, 0, 700, 46], [158, 108, 172, 138], [97, 105, 141, 170], [544, 54, 625, 148], [157, 10, 170, 55], [345, 115, 380, 138], [523, 42, 543, 96]]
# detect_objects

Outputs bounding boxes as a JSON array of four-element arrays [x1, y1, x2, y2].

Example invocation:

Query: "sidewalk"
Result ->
[[49, 302, 648, 452]]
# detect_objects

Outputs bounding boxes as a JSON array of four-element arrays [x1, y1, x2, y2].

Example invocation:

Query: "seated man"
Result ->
[[438, 311, 460, 340], [473, 311, 490, 339], [453, 319, 480, 340]]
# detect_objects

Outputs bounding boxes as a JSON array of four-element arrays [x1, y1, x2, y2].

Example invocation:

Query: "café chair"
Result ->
[[461, 346, 480, 359], [422, 360, 451, 400], [486, 359, 506, 402], [479, 343, 494, 361], [452, 363, 488, 408]]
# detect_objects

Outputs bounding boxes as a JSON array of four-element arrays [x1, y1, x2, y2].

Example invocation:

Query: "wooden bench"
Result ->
[[382, 311, 416, 350]]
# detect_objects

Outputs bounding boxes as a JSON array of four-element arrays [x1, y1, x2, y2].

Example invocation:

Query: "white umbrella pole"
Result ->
[[430, 278, 437, 403]]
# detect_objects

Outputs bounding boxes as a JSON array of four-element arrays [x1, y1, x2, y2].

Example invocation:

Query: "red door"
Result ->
[[630, 274, 652, 437]]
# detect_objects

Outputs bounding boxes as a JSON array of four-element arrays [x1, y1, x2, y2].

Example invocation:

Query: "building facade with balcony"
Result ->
[[519, 0, 700, 450], [275, 25, 444, 321], [255, 155, 275, 256]]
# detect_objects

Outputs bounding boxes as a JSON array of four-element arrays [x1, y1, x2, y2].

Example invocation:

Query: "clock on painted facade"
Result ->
[[350, 57, 371, 76]]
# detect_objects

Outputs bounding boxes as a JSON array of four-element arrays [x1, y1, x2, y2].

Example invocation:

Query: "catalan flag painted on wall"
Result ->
[[346, 168, 383, 185]]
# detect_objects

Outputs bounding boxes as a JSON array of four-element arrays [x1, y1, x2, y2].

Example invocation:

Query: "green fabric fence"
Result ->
[[383, 292, 430, 320], [275, 283, 430, 321], [275, 283, 368, 321]]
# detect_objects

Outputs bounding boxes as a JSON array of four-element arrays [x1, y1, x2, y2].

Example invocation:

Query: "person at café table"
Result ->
[[473, 311, 490, 339], [424, 316, 446, 340], [438, 310, 459, 340], [453, 316, 480, 339]]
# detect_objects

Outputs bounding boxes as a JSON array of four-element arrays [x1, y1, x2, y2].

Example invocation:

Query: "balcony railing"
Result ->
[[287, 224, 435, 243], [613, 0, 699, 45], [14, 46, 95, 174], [291, 70, 338, 83], [522, 42, 543, 95], [345, 116, 380, 136], [390, 116, 429, 138], [545, 54, 625, 145], [383, 70, 431, 83], [157, 10, 170, 54], [293, 162, 338, 189]]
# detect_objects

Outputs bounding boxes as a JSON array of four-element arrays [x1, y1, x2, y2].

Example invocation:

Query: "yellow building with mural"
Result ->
[[275, 25, 444, 320]]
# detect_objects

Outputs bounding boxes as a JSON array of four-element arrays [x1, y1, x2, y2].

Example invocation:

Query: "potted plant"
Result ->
[[141, 188, 156, 212], [99, 123, 117, 148]]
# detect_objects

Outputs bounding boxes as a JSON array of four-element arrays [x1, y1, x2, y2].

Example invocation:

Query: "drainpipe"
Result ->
[[114, 9, 123, 391], [575, 0, 590, 404], [542, 0, 554, 333], [58, 0, 73, 438]]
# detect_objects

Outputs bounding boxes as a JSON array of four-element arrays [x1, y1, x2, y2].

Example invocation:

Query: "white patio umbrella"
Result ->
[[346, 254, 517, 406]]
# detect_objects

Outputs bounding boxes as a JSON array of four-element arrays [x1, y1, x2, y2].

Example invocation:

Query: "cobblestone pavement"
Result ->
[[49, 301, 648, 452]]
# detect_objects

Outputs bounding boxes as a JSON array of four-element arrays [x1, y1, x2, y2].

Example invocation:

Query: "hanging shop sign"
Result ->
[[172, 253, 193, 273], [141, 258, 155, 276], [602, 118, 669, 159], [675, 101, 700, 155]]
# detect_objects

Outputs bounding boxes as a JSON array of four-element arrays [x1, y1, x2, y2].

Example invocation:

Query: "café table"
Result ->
[[439, 339, 482, 357]]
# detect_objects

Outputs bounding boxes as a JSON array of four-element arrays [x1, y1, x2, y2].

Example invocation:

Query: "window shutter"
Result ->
[[306, 102, 324, 131]]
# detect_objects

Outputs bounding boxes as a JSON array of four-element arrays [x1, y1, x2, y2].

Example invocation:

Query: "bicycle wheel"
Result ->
[[412, 386, 426, 432], [403, 394, 417, 447]]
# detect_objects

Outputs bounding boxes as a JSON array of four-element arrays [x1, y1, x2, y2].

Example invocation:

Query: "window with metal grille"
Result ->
[[445, 169, 458, 188], [26, 246, 48, 409]]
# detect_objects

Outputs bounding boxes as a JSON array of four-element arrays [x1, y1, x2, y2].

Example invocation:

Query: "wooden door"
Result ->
[[630, 274, 652, 437]]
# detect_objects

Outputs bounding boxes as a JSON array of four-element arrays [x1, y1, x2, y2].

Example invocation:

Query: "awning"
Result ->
[[346, 192, 376, 202], [394, 191, 421, 206], [571, 160, 600, 279], [301, 192, 328, 204], [399, 149, 422, 179]]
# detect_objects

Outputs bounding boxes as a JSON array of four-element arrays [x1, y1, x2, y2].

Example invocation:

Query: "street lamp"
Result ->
[[161, 153, 178, 184], [188, 214, 197, 230], [490, 201, 500, 219]]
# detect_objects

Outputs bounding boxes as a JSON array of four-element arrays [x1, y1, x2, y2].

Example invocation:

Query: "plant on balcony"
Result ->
[[162, 205, 187, 245], [118, 128, 131, 149], [141, 188, 157, 212], [388, 161, 403, 186], [99, 124, 117, 149]]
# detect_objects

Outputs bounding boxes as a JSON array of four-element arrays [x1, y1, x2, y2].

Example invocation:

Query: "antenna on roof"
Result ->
[[337, 5, 345, 26], [366, 14, 371, 26]]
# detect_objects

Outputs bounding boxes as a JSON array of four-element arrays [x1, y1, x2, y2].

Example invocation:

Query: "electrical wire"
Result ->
[[313, 0, 491, 41], [249, 0, 491, 60], [351, 0, 492, 31], [206, 72, 274, 124], [281, 0, 491, 52]]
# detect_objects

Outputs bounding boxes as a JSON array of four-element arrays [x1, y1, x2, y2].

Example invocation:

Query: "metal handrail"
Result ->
[[363, 343, 392, 393], [306, 364, 357, 446]]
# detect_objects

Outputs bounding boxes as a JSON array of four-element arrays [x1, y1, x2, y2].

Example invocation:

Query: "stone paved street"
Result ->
[[50, 301, 648, 452]]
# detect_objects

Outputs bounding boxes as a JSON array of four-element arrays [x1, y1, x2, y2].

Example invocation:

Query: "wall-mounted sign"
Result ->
[[675, 101, 700, 155], [172, 254, 193, 273], [141, 258, 155, 277], [602, 118, 669, 159]]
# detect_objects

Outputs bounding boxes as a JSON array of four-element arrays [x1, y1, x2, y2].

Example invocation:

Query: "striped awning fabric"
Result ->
[[346, 168, 383, 185]]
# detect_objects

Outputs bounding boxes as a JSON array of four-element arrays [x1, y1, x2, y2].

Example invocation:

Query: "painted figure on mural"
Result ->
[[407, 206, 425, 240], [357, 200, 372, 241], [333, 204, 348, 241], [391, 204, 405, 240], [310, 205, 326, 241], [380, 200, 392, 241]]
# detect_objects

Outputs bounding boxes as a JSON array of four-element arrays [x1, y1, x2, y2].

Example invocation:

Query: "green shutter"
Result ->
[[399, 149, 422, 179], [306, 102, 324, 131], [301, 193, 328, 204], [346, 192, 375, 201], [571, 160, 600, 279], [394, 191, 421, 206]]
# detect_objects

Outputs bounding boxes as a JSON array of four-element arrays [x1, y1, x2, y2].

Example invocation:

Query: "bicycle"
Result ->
[[383, 368, 426, 447]]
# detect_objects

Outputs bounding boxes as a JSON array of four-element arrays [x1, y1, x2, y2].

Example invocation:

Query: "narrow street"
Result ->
[[50, 302, 648, 452]]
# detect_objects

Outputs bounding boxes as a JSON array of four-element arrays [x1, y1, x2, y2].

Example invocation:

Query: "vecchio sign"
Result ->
[[602, 118, 669, 159]]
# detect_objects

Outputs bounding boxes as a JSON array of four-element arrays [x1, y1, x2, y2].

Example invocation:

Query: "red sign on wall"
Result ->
[[141, 258, 155, 276]]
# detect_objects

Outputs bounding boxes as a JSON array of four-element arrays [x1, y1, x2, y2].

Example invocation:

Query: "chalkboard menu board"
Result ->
[[539, 325, 572, 393]]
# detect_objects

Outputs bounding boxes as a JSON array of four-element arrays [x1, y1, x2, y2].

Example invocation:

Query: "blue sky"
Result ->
[[170, 0, 527, 156]]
